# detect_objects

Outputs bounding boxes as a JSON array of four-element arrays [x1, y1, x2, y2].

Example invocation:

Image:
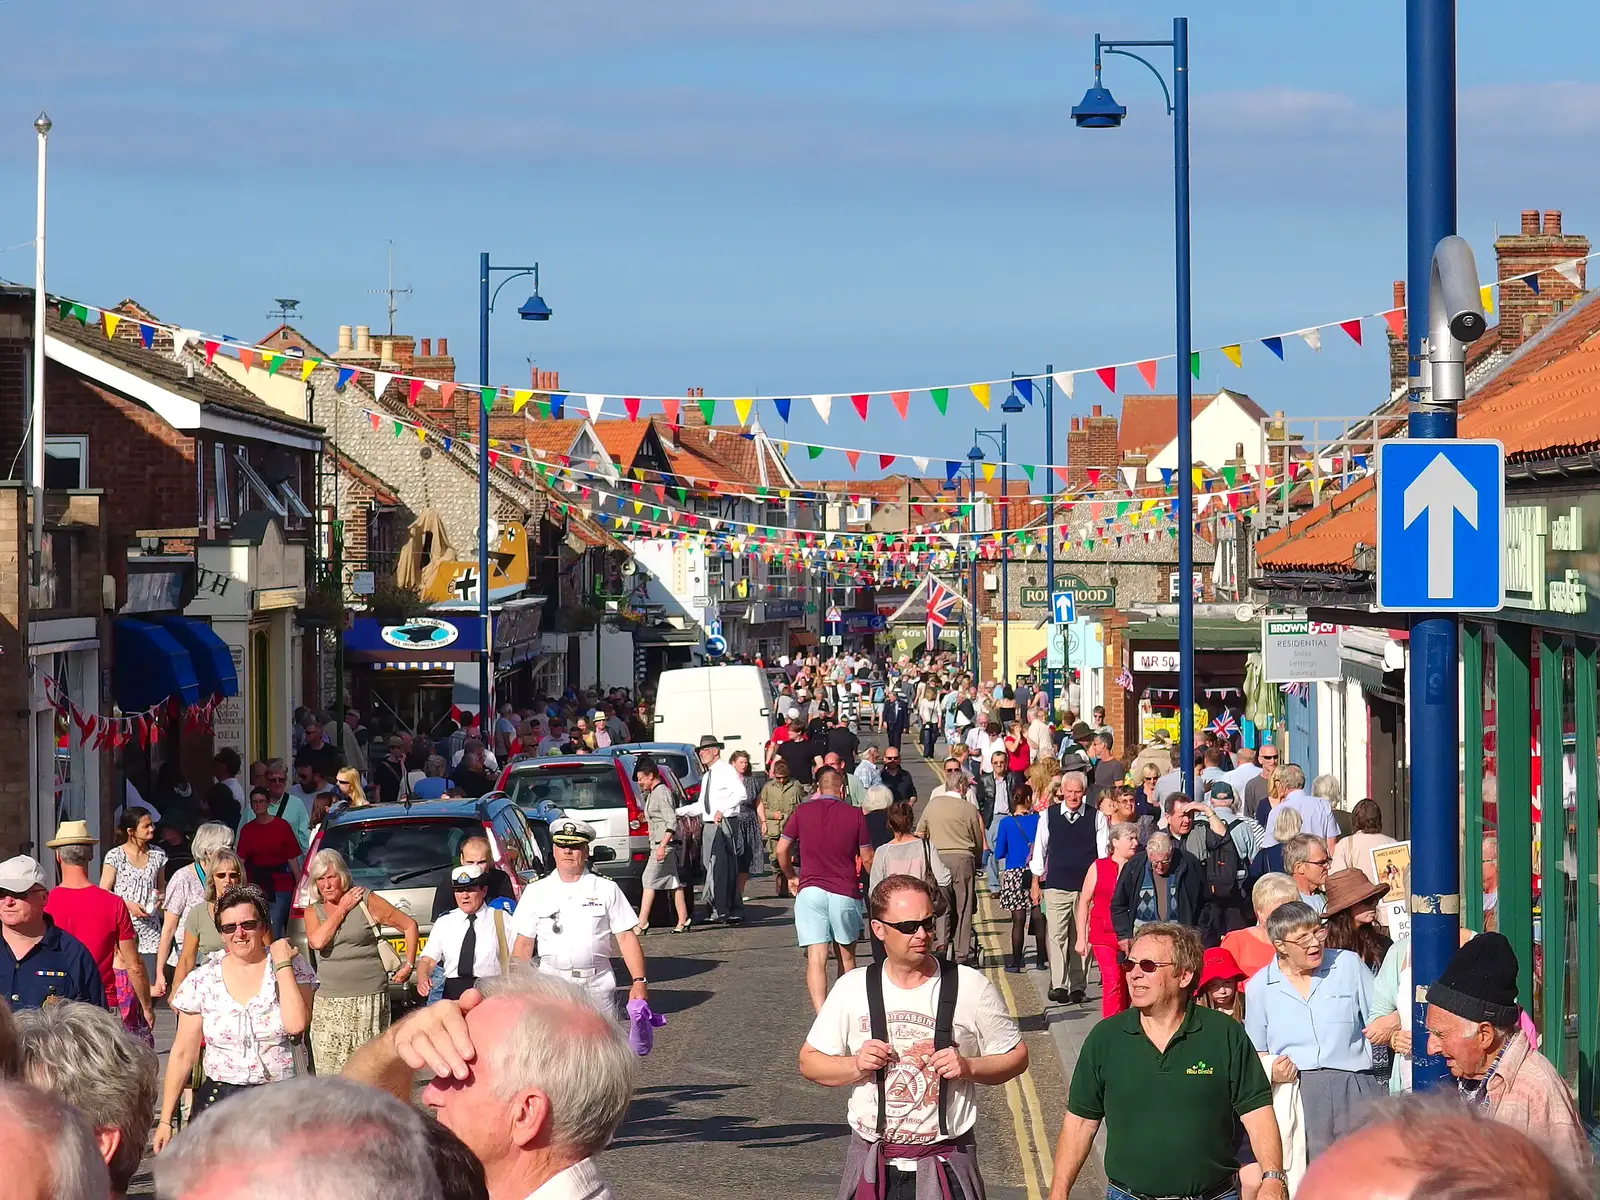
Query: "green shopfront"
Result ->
[[1461, 484, 1600, 1120]]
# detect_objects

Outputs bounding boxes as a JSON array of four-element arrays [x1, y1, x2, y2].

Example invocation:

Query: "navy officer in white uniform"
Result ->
[[511, 816, 648, 1014]]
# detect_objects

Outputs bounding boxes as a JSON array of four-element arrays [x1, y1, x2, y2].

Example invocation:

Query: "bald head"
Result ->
[[1298, 1094, 1588, 1200]]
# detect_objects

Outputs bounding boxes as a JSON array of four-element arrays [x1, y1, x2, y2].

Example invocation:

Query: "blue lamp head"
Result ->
[[966, 445, 985, 462], [1001, 391, 1026, 415], [1072, 84, 1126, 128], [517, 293, 553, 321]]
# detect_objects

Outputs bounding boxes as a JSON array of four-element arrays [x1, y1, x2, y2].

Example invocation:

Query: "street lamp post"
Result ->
[[1043, 362, 1056, 709], [973, 393, 1023, 685], [477, 254, 551, 718], [1074, 17, 1195, 797], [967, 460, 980, 678], [30, 113, 50, 600]]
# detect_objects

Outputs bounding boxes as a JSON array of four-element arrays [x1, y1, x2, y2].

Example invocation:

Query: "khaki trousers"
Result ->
[[1041, 888, 1087, 992], [938, 851, 979, 963]]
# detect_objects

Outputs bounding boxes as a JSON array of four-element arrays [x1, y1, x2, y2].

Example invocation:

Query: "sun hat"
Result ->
[[1196, 946, 1246, 992], [1320, 868, 1389, 918], [46, 820, 97, 848]]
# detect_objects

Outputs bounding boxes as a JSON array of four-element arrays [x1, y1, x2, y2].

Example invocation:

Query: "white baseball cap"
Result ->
[[0, 855, 46, 893]]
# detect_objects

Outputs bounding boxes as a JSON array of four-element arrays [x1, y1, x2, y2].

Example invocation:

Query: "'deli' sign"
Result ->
[[1261, 617, 1341, 683]]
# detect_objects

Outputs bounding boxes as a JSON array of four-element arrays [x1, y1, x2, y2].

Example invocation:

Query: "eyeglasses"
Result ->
[[212, 870, 241, 882], [1258, 754, 1278, 762], [1279, 927, 1329, 951], [1304, 856, 1331, 868], [1117, 955, 1174, 975], [219, 918, 264, 936], [875, 916, 936, 935]]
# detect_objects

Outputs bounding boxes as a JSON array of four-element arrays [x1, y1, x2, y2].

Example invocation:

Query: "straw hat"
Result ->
[[46, 820, 96, 848], [1321, 868, 1389, 918]]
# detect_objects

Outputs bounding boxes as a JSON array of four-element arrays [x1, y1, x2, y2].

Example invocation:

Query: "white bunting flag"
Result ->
[[1297, 328, 1322, 352], [371, 372, 393, 398], [912, 456, 930, 472], [811, 394, 833, 423], [1052, 371, 1075, 399], [585, 393, 606, 422], [1554, 259, 1584, 288]]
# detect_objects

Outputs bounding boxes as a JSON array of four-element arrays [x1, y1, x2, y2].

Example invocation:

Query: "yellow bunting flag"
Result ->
[[512, 389, 532, 414], [970, 382, 990, 409], [102, 312, 121, 339], [300, 357, 319, 381], [733, 397, 753, 426], [1480, 285, 1494, 316], [981, 463, 996, 482], [416, 426, 427, 442], [1221, 344, 1242, 368], [1192, 467, 1205, 488]]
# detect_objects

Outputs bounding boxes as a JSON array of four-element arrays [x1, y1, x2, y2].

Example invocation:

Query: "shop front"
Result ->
[[1120, 618, 1256, 751], [185, 512, 305, 768], [345, 614, 479, 738]]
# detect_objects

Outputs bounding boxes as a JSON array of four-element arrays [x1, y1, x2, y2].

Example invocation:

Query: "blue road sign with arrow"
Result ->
[[1375, 439, 1505, 612], [1051, 592, 1077, 624]]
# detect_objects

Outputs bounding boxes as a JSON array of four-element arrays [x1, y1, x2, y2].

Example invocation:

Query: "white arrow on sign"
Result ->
[[1402, 452, 1479, 599]]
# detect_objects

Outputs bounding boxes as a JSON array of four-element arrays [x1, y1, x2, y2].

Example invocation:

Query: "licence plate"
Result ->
[[388, 937, 408, 956]]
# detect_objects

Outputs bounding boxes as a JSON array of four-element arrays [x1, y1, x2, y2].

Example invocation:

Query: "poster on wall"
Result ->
[[210, 644, 247, 755], [1262, 617, 1342, 682], [1371, 841, 1411, 939]]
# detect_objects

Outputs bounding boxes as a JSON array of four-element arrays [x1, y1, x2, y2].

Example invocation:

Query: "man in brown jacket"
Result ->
[[917, 758, 987, 965]]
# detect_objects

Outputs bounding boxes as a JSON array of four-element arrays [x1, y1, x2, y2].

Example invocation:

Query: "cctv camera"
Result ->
[[1430, 235, 1487, 345]]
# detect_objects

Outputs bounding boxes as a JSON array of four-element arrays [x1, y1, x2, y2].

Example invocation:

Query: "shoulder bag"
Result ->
[[357, 899, 404, 973]]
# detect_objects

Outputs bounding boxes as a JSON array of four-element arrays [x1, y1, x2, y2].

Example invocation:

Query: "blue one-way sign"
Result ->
[[1051, 592, 1076, 624], [1375, 439, 1504, 612]]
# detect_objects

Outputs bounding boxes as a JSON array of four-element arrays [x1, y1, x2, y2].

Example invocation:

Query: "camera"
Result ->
[[1430, 235, 1488, 345]]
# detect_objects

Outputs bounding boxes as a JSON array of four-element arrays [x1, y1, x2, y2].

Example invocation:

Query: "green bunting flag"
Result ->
[[698, 398, 716, 424], [480, 387, 496, 413], [930, 387, 949, 415], [1221, 466, 1237, 488], [807, 445, 824, 460], [1190, 352, 1201, 380], [1021, 464, 1035, 482]]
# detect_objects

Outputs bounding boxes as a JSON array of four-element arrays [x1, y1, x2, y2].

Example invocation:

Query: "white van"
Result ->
[[653, 665, 775, 757]]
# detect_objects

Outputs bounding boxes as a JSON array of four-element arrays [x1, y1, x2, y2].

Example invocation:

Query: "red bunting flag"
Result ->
[[1339, 319, 1363, 345], [890, 391, 909, 419], [238, 348, 257, 370], [1096, 366, 1117, 393], [203, 340, 220, 366], [624, 397, 641, 422], [1086, 468, 1102, 486], [851, 394, 869, 420], [1053, 467, 1070, 487], [438, 382, 457, 407], [1381, 309, 1404, 340], [487, 451, 499, 469], [662, 398, 681, 426], [845, 450, 861, 471], [368, 411, 381, 431], [879, 454, 895, 470], [1136, 360, 1158, 389], [407, 378, 425, 406]]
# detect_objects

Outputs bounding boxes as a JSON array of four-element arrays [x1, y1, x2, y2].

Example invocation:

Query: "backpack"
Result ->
[[1058, 741, 1091, 774], [866, 957, 959, 1138], [1200, 823, 1245, 902]]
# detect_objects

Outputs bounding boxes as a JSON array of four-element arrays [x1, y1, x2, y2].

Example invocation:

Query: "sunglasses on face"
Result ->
[[212, 871, 241, 882], [219, 918, 264, 936], [876, 916, 936, 935], [1117, 955, 1175, 975], [0, 888, 36, 901]]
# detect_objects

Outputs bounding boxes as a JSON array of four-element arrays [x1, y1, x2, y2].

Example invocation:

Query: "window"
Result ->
[[234, 450, 288, 518], [846, 499, 872, 524], [43, 437, 87, 490], [213, 444, 232, 525]]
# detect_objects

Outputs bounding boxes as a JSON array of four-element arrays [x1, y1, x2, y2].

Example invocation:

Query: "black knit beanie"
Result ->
[[1427, 932, 1521, 1028]]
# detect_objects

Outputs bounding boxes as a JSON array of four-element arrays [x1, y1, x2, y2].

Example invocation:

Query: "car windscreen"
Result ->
[[505, 765, 627, 811], [317, 818, 483, 891], [649, 752, 692, 780]]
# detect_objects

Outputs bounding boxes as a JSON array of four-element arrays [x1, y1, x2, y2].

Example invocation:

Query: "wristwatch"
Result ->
[[632, 977, 647, 984], [1261, 1170, 1288, 1185]]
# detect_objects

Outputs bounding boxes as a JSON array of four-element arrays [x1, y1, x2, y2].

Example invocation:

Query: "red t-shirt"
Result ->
[[237, 816, 304, 892], [45, 885, 133, 1004], [781, 797, 870, 899]]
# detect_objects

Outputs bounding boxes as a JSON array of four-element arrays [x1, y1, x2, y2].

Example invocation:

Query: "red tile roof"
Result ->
[[1254, 476, 1375, 570], [1118, 391, 1270, 458]]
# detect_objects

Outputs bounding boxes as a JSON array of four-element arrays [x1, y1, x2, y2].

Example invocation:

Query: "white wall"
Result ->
[[1144, 392, 1268, 481], [629, 538, 709, 632]]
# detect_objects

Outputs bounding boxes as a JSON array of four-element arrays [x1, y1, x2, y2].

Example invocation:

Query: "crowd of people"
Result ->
[[2, 651, 1595, 1199]]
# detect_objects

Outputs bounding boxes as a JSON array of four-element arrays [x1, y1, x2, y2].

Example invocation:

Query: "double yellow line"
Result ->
[[975, 883, 1056, 1200]]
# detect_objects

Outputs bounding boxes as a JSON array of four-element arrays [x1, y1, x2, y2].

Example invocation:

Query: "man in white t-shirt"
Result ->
[[799, 874, 1027, 1198], [510, 817, 648, 1015]]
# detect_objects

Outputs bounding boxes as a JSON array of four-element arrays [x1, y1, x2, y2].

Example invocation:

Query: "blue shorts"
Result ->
[[794, 886, 865, 947]]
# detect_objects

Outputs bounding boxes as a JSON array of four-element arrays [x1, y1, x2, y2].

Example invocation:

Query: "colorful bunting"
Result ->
[[850, 393, 869, 420], [773, 398, 791, 423], [1522, 273, 1540, 295], [1261, 336, 1284, 360], [1136, 360, 1158, 389], [1190, 352, 1200, 380], [1220, 344, 1242, 368], [890, 390, 909, 419], [407, 378, 425, 406], [811, 395, 833, 423], [970, 383, 990, 409], [1382, 309, 1404, 340], [1339, 319, 1362, 346], [930, 388, 949, 415], [1096, 366, 1116, 393], [732, 397, 753, 426]]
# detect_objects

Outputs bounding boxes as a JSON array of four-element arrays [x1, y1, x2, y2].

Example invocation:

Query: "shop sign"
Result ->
[[765, 599, 804, 620], [1021, 575, 1116, 609], [210, 644, 247, 754], [1261, 616, 1341, 682], [381, 617, 460, 650], [1504, 492, 1598, 630], [1132, 649, 1181, 673], [841, 611, 887, 634]]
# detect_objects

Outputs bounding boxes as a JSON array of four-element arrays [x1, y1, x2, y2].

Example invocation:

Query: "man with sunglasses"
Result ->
[[0, 856, 104, 1009], [1243, 746, 1278, 824], [801, 875, 1028, 1200], [878, 748, 918, 809], [1052, 921, 1286, 1200]]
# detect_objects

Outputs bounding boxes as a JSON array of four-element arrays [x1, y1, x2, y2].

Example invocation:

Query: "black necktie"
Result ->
[[458, 911, 477, 984]]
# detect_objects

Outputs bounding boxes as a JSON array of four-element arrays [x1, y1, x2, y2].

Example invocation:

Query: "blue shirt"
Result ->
[[1244, 947, 1374, 1072], [1, 916, 106, 1010], [992, 813, 1039, 871], [411, 777, 449, 800]]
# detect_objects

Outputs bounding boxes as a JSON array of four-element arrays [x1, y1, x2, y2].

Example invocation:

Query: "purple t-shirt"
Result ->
[[782, 797, 870, 900]]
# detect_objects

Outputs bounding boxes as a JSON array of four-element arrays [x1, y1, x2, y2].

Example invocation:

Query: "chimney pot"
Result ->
[[337, 324, 352, 353], [1521, 210, 1540, 235], [1091, 404, 1102, 417], [1392, 280, 1405, 308], [438, 337, 448, 356], [1544, 210, 1563, 236], [380, 338, 395, 365], [420, 337, 431, 356], [355, 325, 371, 355]]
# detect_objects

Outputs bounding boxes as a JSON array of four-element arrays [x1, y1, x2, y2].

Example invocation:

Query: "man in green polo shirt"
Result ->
[[1049, 922, 1286, 1200]]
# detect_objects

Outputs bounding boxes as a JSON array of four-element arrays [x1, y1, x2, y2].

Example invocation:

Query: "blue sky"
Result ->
[[3, 1, 1599, 482]]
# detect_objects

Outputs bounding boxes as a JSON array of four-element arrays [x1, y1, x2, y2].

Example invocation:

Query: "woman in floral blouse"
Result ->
[[152, 883, 316, 1150], [100, 805, 168, 982]]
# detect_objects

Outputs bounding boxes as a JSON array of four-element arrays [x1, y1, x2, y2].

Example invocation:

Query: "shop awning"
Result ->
[[1125, 618, 1261, 652], [151, 616, 239, 698], [113, 618, 201, 712]]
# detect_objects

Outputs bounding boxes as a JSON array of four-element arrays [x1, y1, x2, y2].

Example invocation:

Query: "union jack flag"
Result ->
[[1279, 681, 1309, 700], [1208, 712, 1239, 738], [925, 579, 958, 630], [1114, 667, 1134, 692]]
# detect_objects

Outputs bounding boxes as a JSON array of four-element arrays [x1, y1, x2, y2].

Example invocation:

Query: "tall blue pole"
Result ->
[[478, 251, 492, 721], [1173, 16, 1195, 800], [999, 425, 1009, 685], [970, 462, 980, 679], [1406, 0, 1459, 1092], [1043, 363, 1056, 710]]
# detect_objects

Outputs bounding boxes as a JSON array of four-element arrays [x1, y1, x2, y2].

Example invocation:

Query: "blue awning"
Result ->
[[113, 618, 201, 712], [151, 616, 239, 699]]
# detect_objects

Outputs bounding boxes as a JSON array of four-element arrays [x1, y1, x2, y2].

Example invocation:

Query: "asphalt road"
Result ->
[[133, 730, 1104, 1200]]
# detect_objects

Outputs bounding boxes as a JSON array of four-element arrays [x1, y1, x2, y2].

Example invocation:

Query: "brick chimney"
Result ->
[[679, 386, 707, 427], [1495, 208, 1588, 352], [529, 367, 559, 392], [1065, 405, 1120, 487], [1386, 281, 1408, 394]]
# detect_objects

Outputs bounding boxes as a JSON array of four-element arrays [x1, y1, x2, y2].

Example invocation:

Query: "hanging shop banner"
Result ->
[[1021, 576, 1116, 610], [1132, 649, 1181, 673], [1261, 616, 1342, 682]]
